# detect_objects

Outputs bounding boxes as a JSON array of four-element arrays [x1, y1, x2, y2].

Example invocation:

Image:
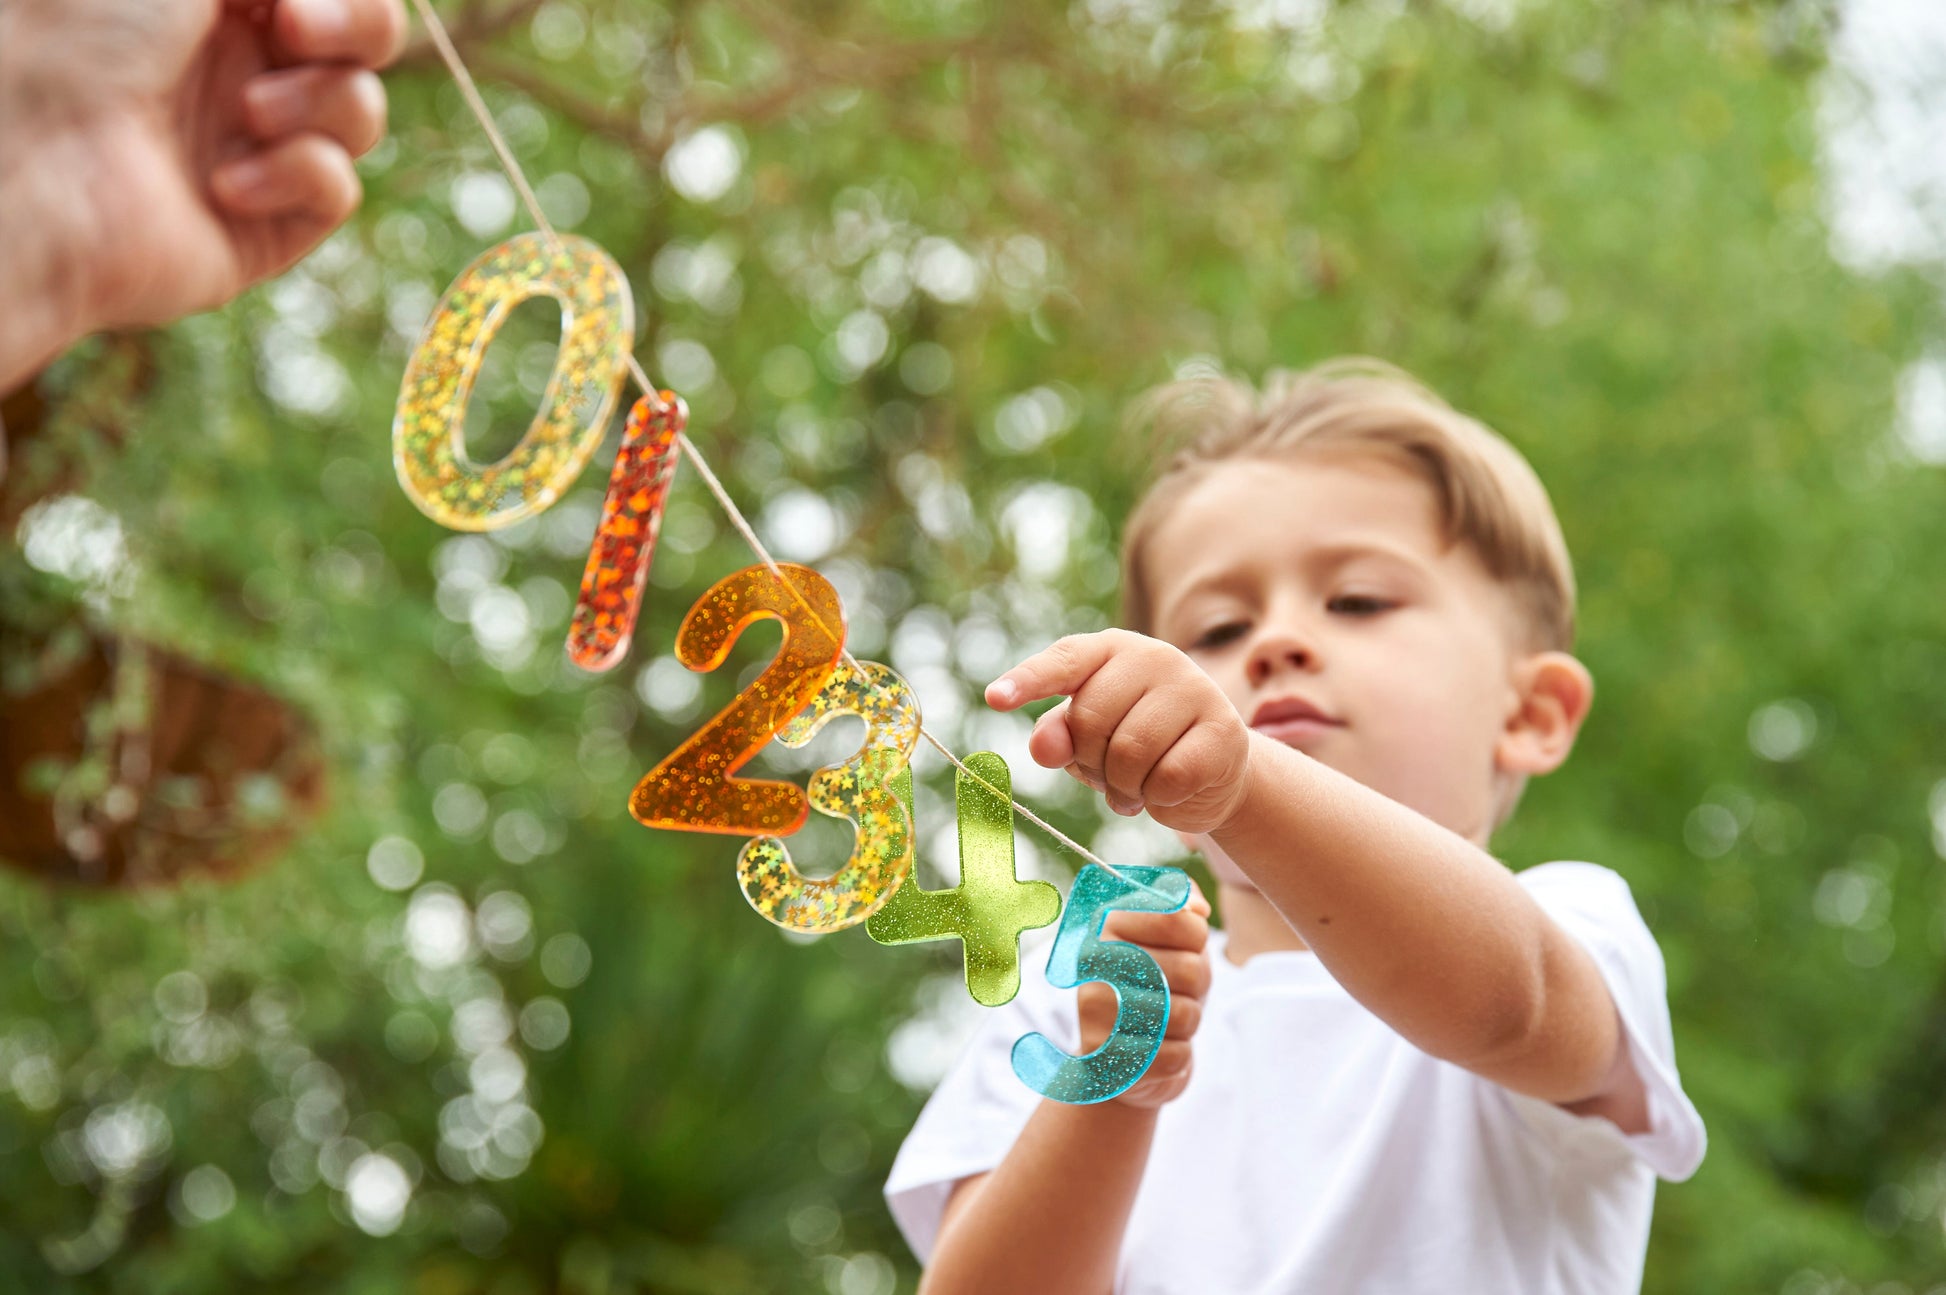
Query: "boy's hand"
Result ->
[[1079, 881, 1213, 1108], [985, 629, 1252, 836]]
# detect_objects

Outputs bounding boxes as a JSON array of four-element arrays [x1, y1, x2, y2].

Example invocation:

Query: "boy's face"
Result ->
[[1143, 453, 1546, 851]]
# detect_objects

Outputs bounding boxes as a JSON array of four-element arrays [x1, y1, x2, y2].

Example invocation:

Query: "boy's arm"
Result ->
[[986, 631, 1646, 1125], [921, 896, 1212, 1295], [1212, 732, 1646, 1125], [923, 1105, 1155, 1295]]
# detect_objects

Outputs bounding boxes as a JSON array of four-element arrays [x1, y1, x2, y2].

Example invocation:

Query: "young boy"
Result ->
[[883, 359, 1705, 1293]]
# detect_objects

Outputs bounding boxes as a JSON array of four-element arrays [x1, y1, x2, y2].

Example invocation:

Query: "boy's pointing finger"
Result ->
[[984, 631, 1127, 710]]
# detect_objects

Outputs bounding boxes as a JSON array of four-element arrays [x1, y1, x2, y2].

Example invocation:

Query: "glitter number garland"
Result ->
[[387, 10, 1191, 1097]]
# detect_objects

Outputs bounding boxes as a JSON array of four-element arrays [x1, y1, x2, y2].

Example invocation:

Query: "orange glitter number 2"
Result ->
[[393, 231, 633, 532], [567, 390, 687, 671], [737, 660, 920, 933], [629, 564, 845, 836]]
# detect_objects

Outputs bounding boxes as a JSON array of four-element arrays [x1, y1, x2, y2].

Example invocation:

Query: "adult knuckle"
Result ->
[[372, 0, 409, 64], [334, 161, 364, 216], [299, 131, 350, 177], [282, 131, 327, 168], [352, 67, 388, 120], [340, 73, 387, 154]]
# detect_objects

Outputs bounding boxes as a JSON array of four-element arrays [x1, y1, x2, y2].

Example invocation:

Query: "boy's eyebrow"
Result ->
[[1155, 540, 1437, 627], [1300, 540, 1438, 582]]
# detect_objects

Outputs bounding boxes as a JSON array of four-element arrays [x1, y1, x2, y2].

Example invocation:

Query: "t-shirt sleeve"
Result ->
[[1504, 861, 1707, 1182], [882, 943, 1075, 1262]]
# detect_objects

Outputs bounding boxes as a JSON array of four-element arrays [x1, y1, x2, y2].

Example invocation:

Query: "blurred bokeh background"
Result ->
[[5, 0, 1946, 1289]]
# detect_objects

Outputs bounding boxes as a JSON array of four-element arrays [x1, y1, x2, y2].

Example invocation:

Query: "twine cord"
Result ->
[[405, 0, 1170, 898]]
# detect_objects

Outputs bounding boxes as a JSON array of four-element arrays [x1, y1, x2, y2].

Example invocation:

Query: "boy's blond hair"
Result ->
[[1120, 357, 1576, 653]]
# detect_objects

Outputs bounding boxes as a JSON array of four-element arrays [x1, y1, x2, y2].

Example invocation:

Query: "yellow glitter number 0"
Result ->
[[737, 661, 921, 933], [393, 231, 634, 531]]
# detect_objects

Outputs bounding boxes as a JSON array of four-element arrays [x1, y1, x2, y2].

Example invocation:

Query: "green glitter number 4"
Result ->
[[868, 754, 1060, 1007]]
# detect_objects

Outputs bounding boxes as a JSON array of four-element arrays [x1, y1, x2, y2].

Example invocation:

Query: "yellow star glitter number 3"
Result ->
[[737, 661, 921, 933]]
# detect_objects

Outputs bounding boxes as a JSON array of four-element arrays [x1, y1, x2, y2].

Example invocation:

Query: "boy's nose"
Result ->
[[1245, 629, 1317, 687]]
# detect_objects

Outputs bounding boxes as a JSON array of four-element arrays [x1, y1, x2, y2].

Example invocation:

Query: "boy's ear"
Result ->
[[1496, 651, 1594, 778]]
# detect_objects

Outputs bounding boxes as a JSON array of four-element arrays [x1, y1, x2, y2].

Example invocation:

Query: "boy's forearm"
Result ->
[[922, 1099, 1157, 1295], [1208, 733, 1615, 1100]]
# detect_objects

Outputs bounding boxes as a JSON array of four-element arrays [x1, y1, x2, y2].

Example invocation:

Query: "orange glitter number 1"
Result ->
[[629, 564, 845, 836], [567, 390, 687, 671]]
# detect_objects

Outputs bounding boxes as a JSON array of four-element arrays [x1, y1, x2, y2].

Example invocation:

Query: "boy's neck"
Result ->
[[1216, 881, 1311, 964]]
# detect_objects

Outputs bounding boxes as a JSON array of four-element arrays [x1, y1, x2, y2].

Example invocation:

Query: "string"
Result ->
[[405, 0, 1170, 898]]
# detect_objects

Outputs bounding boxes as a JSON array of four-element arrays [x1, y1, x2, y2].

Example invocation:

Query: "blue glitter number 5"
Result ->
[[1010, 864, 1191, 1105]]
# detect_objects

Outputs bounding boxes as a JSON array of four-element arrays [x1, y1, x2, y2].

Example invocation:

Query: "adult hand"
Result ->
[[0, 0, 406, 393]]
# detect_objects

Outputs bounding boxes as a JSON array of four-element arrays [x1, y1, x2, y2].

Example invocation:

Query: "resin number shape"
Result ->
[[394, 231, 633, 531], [568, 390, 687, 671], [867, 755, 1060, 1006], [1010, 864, 1191, 1105], [629, 564, 845, 836], [737, 661, 920, 933]]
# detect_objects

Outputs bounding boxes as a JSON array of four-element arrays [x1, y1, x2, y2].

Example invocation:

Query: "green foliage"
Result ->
[[4, 0, 1945, 1290]]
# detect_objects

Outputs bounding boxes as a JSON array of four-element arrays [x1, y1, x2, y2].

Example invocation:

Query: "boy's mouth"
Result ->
[[1250, 695, 1346, 745]]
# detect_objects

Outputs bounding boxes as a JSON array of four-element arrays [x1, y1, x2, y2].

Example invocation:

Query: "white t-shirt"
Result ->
[[884, 861, 1705, 1295]]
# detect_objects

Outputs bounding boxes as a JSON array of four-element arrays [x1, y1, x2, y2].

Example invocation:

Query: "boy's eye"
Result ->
[[1191, 621, 1250, 650], [1327, 594, 1395, 617]]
